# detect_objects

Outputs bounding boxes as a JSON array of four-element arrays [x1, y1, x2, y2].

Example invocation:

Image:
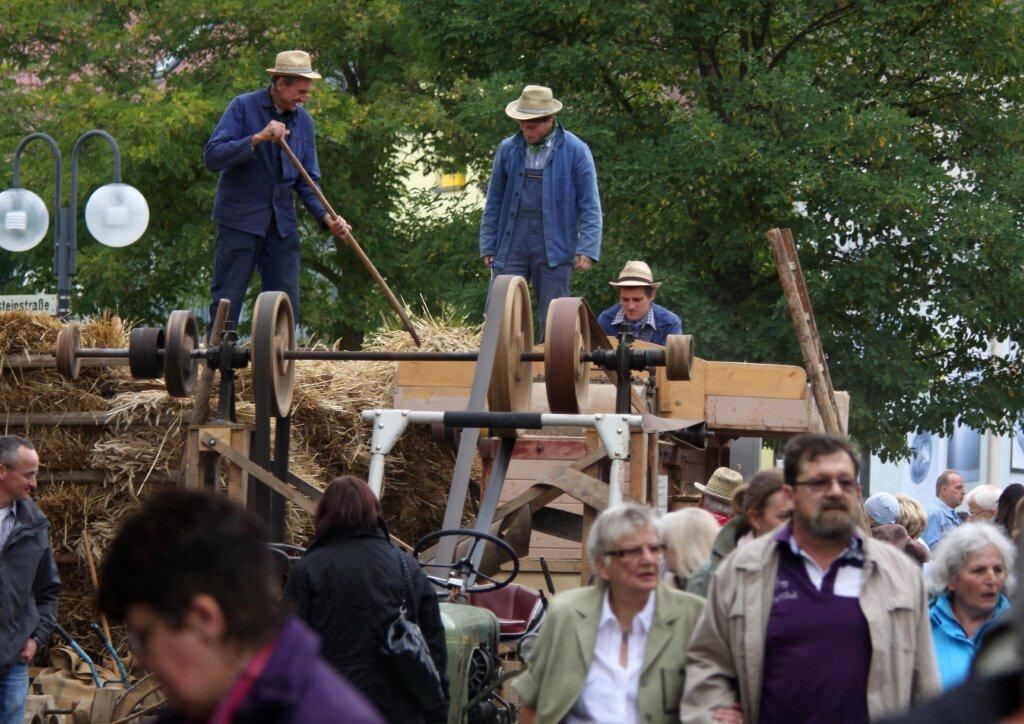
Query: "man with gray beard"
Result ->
[[681, 433, 939, 724]]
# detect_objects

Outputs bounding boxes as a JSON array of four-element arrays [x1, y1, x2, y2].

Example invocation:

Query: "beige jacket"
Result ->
[[513, 583, 704, 723], [680, 530, 940, 723]]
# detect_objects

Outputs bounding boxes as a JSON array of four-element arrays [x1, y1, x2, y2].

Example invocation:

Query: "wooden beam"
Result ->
[[1, 411, 118, 426], [199, 434, 316, 515], [39, 470, 180, 485], [1, 355, 129, 371]]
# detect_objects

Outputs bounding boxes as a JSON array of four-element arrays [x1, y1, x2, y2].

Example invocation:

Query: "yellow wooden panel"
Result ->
[[704, 361, 807, 399], [395, 360, 476, 388], [657, 357, 706, 418]]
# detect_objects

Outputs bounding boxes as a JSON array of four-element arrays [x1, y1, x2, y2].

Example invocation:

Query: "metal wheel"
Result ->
[[164, 310, 198, 397], [486, 275, 534, 414], [544, 298, 591, 413], [128, 326, 165, 379], [664, 334, 693, 381], [252, 291, 295, 417], [54, 324, 82, 381]]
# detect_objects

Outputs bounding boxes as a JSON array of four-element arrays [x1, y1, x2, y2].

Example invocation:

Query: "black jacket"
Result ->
[[282, 529, 448, 724], [0, 498, 60, 672]]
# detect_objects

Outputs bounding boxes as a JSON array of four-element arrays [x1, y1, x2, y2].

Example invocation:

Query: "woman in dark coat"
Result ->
[[283, 476, 448, 723]]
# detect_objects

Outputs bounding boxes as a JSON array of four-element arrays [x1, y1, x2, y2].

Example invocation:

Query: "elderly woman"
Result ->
[[662, 507, 719, 590], [686, 469, 790, 597], [284, 476, 447, 722], [929, 522, 1014, 689], [513, 503, 704, 723]]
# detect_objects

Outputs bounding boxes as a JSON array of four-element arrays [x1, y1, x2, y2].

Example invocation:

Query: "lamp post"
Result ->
[[0, 130, 149, 319]]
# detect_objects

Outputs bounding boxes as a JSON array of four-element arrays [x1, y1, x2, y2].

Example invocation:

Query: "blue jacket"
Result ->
[[597, 302, 682, 345], [204, 88, 327, 237], [923, 498, 961, 549], [929, 592, 1009, 690], [479, 124, 602, 268]]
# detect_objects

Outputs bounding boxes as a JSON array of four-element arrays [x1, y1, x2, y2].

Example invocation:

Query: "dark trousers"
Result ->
[[208, 223, 301, 328]]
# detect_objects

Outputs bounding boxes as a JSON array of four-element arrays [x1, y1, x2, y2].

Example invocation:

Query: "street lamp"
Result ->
[[0, 130, 149, 318]]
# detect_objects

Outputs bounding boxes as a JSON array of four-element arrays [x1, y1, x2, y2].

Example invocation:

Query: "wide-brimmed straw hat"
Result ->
[[266, 50, 321, 80], [505, 85, 563, 120], [695, 467, 744, 504], [609, 260, 662, 289]]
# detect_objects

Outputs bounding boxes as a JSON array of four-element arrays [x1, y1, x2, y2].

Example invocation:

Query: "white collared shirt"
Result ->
[[0, 502, 16, 553], [785, 531, 864, 598], [566, 589, 655, 724]]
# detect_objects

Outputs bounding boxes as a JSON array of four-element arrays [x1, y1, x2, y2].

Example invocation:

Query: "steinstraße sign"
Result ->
[[0, 294, 58, 314]]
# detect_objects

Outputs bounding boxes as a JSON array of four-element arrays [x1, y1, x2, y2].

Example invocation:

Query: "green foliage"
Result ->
[[2, 0, 1024, 457]]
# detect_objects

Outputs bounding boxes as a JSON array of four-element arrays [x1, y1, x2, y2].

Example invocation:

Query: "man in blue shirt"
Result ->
[[479, 85, 602, 334], [923, 469, 965, 549], [597, 261, 682, 345], [204, 50, 350, 328]]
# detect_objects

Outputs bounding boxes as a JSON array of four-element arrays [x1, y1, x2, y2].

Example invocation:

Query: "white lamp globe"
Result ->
[[85, 182, 149, 248], [0, 188, 50, 252]]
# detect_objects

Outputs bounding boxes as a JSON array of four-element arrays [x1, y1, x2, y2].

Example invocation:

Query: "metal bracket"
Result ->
[[366, 409, 411, 497], [593, 414, 632, 507]]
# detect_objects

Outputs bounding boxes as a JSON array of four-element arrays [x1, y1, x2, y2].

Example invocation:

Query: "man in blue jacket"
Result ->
[[597, 260, 682, 345], [0, 436, 60, 724], [479, 85, 602, 334], [204, 50, 351, 328]]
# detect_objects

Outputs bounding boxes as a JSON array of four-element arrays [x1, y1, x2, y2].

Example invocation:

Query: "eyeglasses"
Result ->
[[605, 543, 667, 560], [793, 476, 860, 493]]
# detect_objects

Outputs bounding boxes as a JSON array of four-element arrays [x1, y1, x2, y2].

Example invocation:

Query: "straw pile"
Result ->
[[1, 306, 482, 653]]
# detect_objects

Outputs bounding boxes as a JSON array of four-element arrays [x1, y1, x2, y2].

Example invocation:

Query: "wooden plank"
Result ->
[[627, 432, 647, 503], [511, 437, 589, 460], [199, 434, 317, 515], [0, 411, 117, 426], [706, 394, 814, 433], [1, 355, 129, 371], [226, 427, 250, 504], [657, 357, 706, 418], [704, 361, 807, 399], [39, 469, 179, 485], [393, 386, 474, 412], [395, 360, 476, 388]]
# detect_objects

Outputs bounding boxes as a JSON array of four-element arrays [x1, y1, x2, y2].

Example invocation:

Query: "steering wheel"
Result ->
[[412, 528, 519, 593]]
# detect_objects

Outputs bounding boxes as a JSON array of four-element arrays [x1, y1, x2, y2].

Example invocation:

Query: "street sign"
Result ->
[[0, 293, 59, 314]]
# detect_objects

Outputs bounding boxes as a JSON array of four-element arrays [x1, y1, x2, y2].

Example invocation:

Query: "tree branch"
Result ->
[[768, 3, 856, 70]]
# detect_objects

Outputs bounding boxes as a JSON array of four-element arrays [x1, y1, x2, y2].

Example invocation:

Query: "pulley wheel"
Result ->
[[487, 276, 534, 414], [164, 310, 198, 397], [544, 298, 591, 413], [664, 334, 694, 381], [252, 291, 295, 417], [54, 324, 82, 381], [129, 326, 166, 379]]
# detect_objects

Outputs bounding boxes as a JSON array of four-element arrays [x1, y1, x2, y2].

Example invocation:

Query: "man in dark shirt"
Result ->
[[204, 50, 351, 327], [597, 261, 682, 345]]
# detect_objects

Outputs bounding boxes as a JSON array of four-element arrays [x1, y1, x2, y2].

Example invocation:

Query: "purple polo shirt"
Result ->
[[759, 525, 871, 724]]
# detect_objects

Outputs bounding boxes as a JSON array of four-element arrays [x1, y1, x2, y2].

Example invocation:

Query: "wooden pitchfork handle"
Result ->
[[276, 138, 422, 347]]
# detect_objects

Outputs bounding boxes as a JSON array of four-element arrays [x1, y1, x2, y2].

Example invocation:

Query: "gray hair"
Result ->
[[586, 503, 665, 571], [928, 521, 1016, 597], [965, 484, 1002, 512], [0, 436, 33, 467]]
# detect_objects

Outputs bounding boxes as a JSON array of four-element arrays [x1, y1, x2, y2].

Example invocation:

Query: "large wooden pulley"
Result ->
[[487, 276, 534, 414], [55, 324, 82, 381], [252, 291, 295, 417], [664, 334, 693, 381], [164, 310, 198, 397], [128, 327, 166, 379], [544, 298, 592, 414]]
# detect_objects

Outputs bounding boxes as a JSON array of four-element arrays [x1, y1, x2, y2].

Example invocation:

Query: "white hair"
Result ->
[[586, 503, 665, 572], [661, 508, 719, 580], [928, 521, 1016, 597], [965, 484, 1002, 512]]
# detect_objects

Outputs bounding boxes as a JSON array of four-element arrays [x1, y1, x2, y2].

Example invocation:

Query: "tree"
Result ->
[[408, 0, 1024, 457]]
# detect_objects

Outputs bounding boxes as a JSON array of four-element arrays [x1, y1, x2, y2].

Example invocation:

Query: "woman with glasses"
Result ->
[[512, 503, 704, 723]]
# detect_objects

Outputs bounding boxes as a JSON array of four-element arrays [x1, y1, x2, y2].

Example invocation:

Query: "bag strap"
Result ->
[[393, 546, 417, 622]]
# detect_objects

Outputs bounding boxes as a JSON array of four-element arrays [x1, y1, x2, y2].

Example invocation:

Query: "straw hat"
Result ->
[[266, 50, 321, 80], [505, 85, 563, 120], [609, 260, 662, 289], [695, 467, 744, 504]]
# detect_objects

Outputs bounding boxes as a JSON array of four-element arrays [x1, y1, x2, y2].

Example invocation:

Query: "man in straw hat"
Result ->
[[597, 260, 682, 345], [204, 50, 351, 328], [480, 84, 602, 334], [695, 466, 743, 526]]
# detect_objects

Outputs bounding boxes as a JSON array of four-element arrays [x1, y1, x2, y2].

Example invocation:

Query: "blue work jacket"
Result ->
[[479, 125, 602, 269], [204, 88, 327, 237], [930, 592, 1009, 690], [597, 302, 683, 345]]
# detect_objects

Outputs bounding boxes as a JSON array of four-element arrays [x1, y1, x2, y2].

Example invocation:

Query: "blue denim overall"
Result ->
[[495, 167, 573, 337]]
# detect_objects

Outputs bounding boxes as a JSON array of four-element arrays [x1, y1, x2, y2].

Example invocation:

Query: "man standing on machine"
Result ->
[[204, 49, 351, 328]]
